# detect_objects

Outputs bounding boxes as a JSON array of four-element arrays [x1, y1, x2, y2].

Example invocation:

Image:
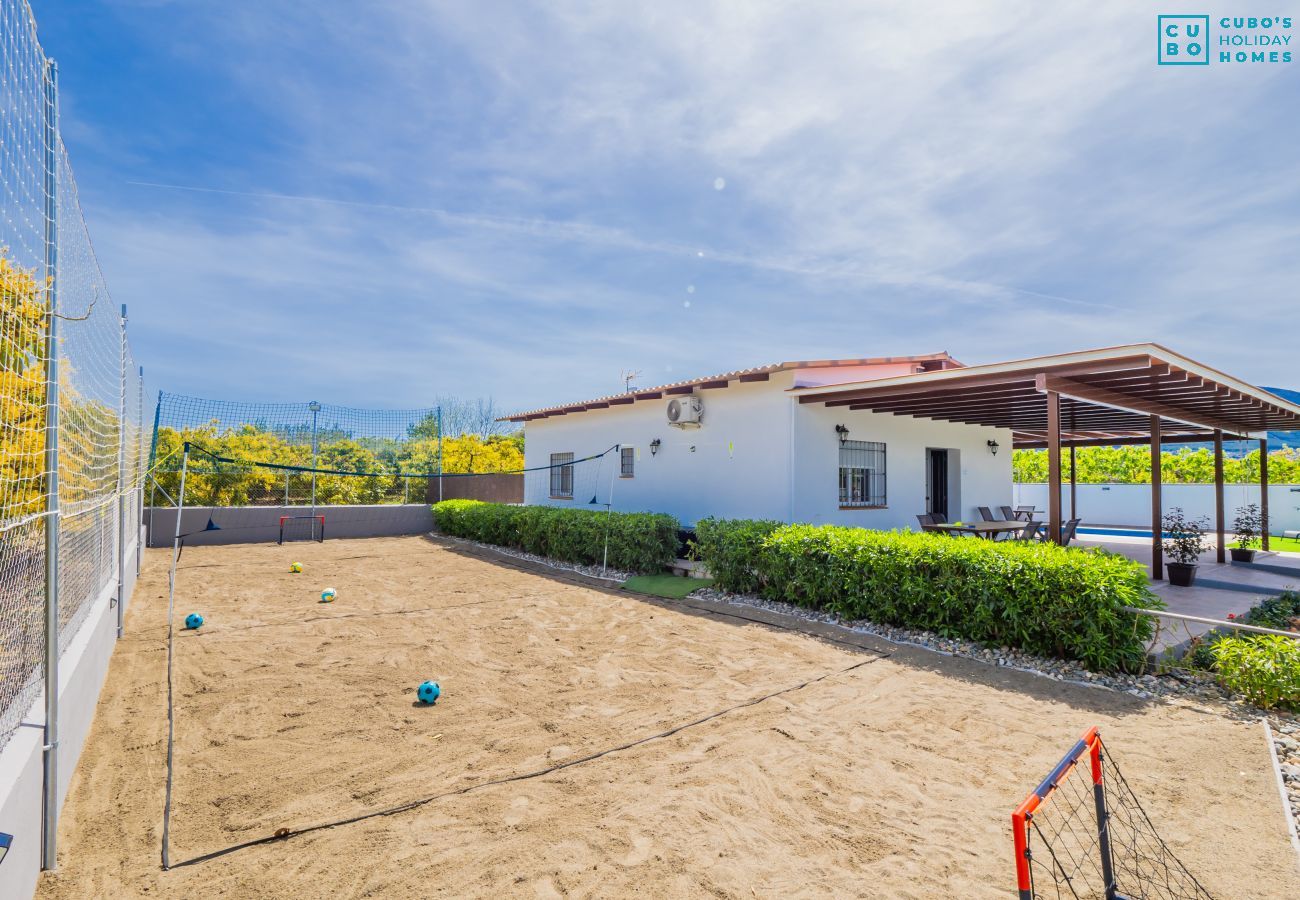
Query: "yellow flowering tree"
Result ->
[[0, 252, 48, 520]]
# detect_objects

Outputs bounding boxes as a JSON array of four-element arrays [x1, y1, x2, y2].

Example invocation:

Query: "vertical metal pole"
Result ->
[[308, 401, 320, 520], [1214, 430, 1226, 564], [136, 366, 143, 574], [284, 471, 290, 506], [40, 58, 61, 873], [1259, 438, 1270, 551], [116, 305, 127, 638], [1150, 416, 1163, 581], [161, 445, 189, 872], [602, 447, 618, 575], [1046, 390, 1061, 544], [436, 406, 444, 503]]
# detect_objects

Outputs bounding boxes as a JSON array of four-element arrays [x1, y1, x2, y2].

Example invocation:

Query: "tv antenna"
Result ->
[[620, 369, 643, 393]]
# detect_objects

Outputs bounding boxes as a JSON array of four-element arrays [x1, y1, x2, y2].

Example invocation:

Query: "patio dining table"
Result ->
[[930, 520, 1031, 540]]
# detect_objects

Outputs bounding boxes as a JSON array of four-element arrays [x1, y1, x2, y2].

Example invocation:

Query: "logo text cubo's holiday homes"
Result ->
[[1158, 15, 1294, 65]]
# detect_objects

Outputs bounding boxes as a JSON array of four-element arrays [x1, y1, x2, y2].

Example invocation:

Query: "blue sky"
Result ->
[[35, 1, 1300, 411]]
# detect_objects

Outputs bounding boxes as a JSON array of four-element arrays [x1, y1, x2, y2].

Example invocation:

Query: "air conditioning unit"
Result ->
[[666, 395, 703, 427]]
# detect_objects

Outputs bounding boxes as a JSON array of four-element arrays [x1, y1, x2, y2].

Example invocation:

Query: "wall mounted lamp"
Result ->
[[835, 424, 850, 444], [650, 438, 661, 456], [987, 439, 1000, 456]]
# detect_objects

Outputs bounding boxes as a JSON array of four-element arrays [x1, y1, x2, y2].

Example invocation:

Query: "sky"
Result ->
[[32, 1, 1300, 412]]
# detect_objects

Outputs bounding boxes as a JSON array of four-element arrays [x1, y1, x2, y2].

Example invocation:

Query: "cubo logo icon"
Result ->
[[1159, 15, 1211, 64]]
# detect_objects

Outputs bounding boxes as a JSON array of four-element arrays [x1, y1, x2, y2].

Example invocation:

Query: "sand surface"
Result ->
[[35, 535, 1300, 899]]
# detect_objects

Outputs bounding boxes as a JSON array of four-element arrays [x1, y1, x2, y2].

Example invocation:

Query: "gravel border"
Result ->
[[434, 534, 635, 583]]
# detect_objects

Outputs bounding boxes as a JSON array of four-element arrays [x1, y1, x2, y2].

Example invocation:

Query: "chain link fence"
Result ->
[[0, 0, 146, 757]]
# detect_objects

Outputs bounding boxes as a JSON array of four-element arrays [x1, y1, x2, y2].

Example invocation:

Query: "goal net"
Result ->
[[279, 515, 324, 544], [1012, 727, 1212, 900]]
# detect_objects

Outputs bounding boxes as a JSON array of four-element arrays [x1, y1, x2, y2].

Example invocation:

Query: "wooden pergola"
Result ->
[[795, 344, 1300, 579]]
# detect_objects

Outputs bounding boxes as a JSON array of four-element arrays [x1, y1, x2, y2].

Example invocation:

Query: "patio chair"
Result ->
[[1015, 505, 1036, 520], [1060, 517, 1082, 547], [999, 505, 1018, 521], [1014, 521, 1042, 541], [916, 513, 936, 531], [978, 506, 997, 522], [930, 512, 948, 524]]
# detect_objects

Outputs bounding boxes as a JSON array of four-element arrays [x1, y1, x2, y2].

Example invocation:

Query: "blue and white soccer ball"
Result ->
[[184, 613, 204, 630], [417, 681, 440, 705], [320, 588, 337, 603]]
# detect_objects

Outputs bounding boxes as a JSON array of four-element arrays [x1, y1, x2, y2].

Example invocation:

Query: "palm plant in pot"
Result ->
[[1163, 507, 1209, 587], [1230, 503, 1262, 563]]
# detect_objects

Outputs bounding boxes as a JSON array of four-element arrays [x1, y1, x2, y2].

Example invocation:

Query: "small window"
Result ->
[[839, 440, 886, 508], [620, 447, 635, 478], [549, 452, 574, 498]]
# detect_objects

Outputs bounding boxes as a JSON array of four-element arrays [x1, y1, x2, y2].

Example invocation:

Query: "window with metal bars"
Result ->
[[620, 446, 635, 477], [839, 440, 886, 507], [549, 452, 574, 498]]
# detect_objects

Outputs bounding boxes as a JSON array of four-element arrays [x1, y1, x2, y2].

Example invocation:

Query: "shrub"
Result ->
[[1232, 503, 1262, 551], [690, 518, 783, 593], [692, 521, 1163, 672], [1212, 634, 1300, 710], [432, 500, 678, 574], [1238, 590, 1300, 632], [1162, 507, 1209, 565]]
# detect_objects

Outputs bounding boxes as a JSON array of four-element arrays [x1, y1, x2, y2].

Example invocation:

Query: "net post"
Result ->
[[116, 304, 128, 638], [136, 365, 144, 574], [1090, 734, 1119, 900], [1011, 805, 1033, 900], [308, 400, 321, 523], [40, 56, 62, 874], [436, 405, 444, 503]]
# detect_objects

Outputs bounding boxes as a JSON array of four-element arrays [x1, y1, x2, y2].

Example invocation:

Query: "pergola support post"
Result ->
[[1213, 430, 1225, 564], [1069, 445, 1077, 521], [1046, 390, 1062, 544], [1150, 416, 1163, 580], [1260, 438, 1270, 552]]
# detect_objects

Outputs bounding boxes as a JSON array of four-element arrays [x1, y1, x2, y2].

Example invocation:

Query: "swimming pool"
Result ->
[[1077, 526, 1171, 539]]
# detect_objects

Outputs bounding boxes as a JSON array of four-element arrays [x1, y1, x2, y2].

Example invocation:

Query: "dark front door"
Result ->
[[927, 449, 948, 518]]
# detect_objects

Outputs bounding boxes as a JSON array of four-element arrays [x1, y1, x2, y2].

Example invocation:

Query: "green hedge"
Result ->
[[432, 500, 678, 574], [691, 518, 1163, 672], [1212, 635, 1300, 711]]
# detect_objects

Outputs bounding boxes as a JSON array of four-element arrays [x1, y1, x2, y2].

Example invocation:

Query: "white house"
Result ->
[[506, 353, 1013, 529], [505, 343, 1300, 580]]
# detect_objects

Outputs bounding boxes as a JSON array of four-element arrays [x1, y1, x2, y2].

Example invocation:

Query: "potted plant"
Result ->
[[1163, 507, 1209, 587], [1230, 503, 1262, 563]]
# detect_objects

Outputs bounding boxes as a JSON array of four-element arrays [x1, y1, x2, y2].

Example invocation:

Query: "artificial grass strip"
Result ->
[[622, 574, 713, 600]]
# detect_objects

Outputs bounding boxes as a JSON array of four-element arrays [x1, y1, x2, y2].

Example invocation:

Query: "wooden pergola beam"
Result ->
[[1036, 374, 1250, 436]]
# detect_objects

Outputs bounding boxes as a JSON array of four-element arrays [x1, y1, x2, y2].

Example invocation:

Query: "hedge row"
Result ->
[[692, 518, 1163, 672], [432, 500, 678, 574]]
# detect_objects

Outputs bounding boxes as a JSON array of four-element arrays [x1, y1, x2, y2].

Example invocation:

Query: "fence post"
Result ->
[[116, 305, 127, 638], [136, 365, 144, 574], [1089, 738, 1119, 900], [40, 57, 61, 873], [436, 406, 443, 503]]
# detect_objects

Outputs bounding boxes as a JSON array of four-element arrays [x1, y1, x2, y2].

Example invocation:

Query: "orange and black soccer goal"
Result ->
[[1011, 726, 1213, 899], [278, 514, 325, 544]]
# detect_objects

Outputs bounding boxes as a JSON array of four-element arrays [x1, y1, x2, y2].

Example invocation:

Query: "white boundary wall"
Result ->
[[0, 524, 145, 900], [1013, 483, 1300, 533]]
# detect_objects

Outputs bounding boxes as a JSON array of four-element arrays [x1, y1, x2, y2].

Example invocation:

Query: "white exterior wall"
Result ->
[[521, 372, 1015, 529], [792, 402, 1013, 530], [523, 376, 794, 525]]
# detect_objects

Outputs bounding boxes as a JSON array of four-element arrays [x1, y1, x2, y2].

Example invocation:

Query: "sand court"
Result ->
[[35, 535, 1300, 899]]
